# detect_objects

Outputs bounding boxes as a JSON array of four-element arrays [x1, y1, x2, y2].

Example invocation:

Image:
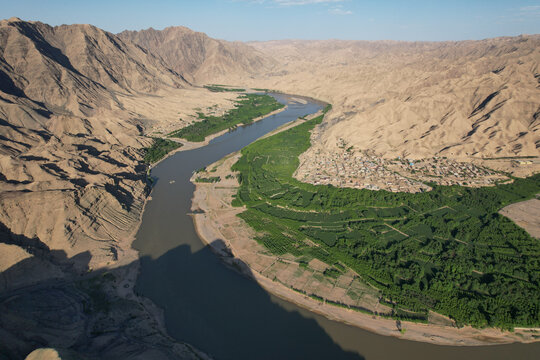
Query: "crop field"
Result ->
[[169, 94, 284, 142], [231, 106, 540, 329]]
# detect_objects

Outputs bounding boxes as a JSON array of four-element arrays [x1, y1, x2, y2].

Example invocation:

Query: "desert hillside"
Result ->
[[222, 37, 540, 176], [19, 25, 536, 187], [118, 26, 278, 84], [1, 17, 174, 284], [0, 18, 238, 284], [0, 17, 241, 358]]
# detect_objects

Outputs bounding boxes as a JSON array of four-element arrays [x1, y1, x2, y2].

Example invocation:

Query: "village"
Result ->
[[386, 156, 507, 187], [295, 140, 509, 193]]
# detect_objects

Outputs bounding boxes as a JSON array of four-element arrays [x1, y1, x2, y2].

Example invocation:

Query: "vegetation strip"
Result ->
[[204, 84, 246, 92], [231, 104, 540, 329], [143, 137, 182, 164], [168, 94, 284, 142]]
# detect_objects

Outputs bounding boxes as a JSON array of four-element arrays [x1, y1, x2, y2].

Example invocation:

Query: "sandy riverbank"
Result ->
[[188, 123, 540, 347]]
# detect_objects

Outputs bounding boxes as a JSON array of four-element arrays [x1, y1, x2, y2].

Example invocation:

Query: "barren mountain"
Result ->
[[118, 26, 277, 84], [228, 37, 540, 175], [0, 18, 236, 359], [0, 17, 187, 282]]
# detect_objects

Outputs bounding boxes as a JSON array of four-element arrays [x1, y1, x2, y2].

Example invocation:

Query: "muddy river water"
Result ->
[[133, 94, 539, 359]]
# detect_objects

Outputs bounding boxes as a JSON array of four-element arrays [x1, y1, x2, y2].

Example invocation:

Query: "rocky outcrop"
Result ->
[[0, 17, 179, 287], [0, 263, 210, 359], [118, 26, 277, 84]]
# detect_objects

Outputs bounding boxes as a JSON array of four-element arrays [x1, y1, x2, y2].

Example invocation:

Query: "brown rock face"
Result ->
[[0, 18, 189, 288], [0, 18, 218, 359], [118, 26, 277, 84]]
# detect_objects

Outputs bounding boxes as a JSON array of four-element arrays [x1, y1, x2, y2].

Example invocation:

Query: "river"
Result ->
[[132, 94, 539, 360]]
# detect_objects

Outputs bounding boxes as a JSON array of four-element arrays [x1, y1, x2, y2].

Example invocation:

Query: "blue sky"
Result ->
[[1, 0, 539, 41]]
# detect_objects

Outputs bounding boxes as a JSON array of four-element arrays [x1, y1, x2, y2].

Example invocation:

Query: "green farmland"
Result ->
[[143, 138, 182, 164], [169, 94, 284, 142], [231, 107, 540, 329]]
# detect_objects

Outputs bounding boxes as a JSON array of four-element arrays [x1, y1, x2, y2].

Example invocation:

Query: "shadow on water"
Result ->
[[0, 218, 360, 359], [137, 240, 364, 360], [1, 235, 539, 359]]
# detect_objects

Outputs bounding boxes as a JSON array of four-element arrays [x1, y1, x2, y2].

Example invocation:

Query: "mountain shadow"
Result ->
[[135, 239, 365, 360], [0, 236, 364, 360]]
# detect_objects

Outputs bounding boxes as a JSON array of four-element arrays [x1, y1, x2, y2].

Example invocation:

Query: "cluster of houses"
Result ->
[[295, 149, 430, 193], [296, 145, 508, 192], [386, 157, 505, 186]]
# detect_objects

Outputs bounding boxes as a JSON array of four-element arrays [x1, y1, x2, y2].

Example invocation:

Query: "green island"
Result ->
[[169, 94, 284, 142], [143, 137, 182, 164], [231, 106, 540, 329]]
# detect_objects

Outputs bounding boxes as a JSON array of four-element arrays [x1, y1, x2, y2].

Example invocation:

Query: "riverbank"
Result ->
[[147, 104, 288, 170], [106, 99, 292, 354], [124, 99, 289, 328], [57, 95, 290, 360], [189, 119, 540, 347]]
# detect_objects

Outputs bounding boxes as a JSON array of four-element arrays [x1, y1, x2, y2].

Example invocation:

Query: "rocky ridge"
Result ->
[[0, 18, 229, 359], [228, 36, 540, 175], [0, 17, 189, 284], [118, 26, 277, 84]]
